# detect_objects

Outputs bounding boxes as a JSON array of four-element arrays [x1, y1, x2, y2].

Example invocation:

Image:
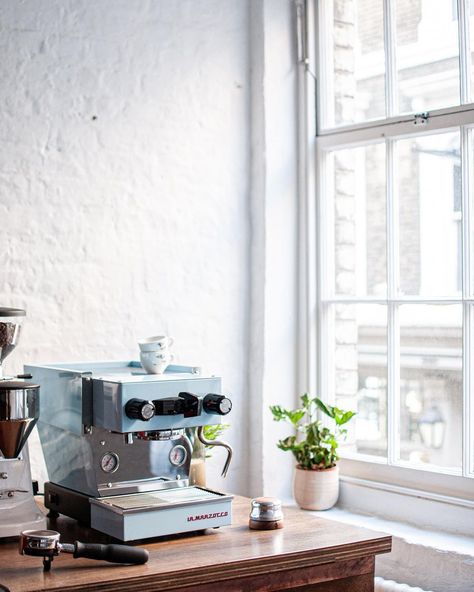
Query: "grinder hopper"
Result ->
[[0, 308, 39, 459], [0, 308, 25, 378]]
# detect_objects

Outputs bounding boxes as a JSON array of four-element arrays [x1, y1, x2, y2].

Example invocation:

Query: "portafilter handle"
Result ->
[[19, 530, 149, 572]]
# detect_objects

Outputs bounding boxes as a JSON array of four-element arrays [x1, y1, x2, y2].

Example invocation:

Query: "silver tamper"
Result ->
[[249, 497, 284, 530], [19, 529, 149, 571]]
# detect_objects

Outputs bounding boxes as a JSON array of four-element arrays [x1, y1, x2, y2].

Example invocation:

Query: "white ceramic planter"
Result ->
[[293, 465, 339, 510]]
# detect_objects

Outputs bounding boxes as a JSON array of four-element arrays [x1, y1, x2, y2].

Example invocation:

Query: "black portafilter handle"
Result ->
[[72, 542, 149, 565]]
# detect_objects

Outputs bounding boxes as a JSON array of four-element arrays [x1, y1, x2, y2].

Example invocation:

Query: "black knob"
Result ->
[[203, 394, 232, 416], [125, 398, 156, 421]]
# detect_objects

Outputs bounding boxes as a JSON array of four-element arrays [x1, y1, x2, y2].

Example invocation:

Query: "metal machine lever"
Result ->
[[197, 426, 233, 478]]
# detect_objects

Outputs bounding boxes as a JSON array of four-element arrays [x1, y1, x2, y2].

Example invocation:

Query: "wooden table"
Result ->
[[0, 496, 391, 592]]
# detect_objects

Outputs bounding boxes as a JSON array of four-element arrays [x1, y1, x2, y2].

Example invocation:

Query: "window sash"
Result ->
[[317, 0, 472, 132], [317, 105, 474, 150], [314, 0, 474, 486], [317, 130, 474, 483], [317, 126, 474, 481]]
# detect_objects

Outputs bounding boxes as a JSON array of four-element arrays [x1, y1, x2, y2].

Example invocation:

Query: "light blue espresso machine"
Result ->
[[25, 361, 233, 541]]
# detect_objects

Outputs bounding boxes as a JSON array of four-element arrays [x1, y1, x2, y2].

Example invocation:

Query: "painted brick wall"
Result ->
[[0, 0, 249, 494]]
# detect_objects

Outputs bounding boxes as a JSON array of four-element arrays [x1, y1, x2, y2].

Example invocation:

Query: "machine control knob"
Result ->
[[203, 394, 232, 416], [125, 398, 156, 421]]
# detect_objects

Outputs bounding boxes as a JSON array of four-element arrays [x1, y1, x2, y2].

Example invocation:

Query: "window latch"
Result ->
[[413, 112, 429, 126]]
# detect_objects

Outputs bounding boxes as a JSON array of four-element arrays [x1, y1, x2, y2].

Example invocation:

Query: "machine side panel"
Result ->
[[36, 423, 99, 496], [24, 364, 86, 436]]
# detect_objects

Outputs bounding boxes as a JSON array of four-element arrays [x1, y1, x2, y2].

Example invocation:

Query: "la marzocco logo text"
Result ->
[[187, 511, 228, 522]]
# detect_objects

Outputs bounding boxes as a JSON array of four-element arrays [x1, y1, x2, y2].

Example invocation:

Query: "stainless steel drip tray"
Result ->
[[94, 486, 228, 514], [90, 486, 233, 541]]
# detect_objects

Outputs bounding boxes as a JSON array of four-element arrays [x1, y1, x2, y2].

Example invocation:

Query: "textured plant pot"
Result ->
[[293, 465, 339, 510]]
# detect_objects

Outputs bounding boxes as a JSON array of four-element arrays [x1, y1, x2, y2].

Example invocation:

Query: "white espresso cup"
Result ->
[[138, 335, 174, 352], [140, 350, 174, 374]]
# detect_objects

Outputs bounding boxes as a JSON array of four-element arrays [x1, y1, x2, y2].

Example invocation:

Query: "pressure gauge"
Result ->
[[169, 445, 187, 467], [100, 452, 120, 473]]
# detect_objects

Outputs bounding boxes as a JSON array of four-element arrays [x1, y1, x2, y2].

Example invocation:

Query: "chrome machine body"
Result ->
[[0, 307, 46, 538], [26, 360, 233, 541]]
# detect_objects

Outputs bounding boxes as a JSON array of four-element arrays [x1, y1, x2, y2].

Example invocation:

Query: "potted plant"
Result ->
[[270, 394, 355, 510]]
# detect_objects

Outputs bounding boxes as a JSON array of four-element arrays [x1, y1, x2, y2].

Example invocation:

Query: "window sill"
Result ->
[[311, 506, 474, 556], [335, 474, 474, 538], [338, 457, 474, 505], [307, 507, 474, 592]]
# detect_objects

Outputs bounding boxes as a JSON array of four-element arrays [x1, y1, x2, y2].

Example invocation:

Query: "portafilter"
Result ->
[[19, 530, 149, 571]]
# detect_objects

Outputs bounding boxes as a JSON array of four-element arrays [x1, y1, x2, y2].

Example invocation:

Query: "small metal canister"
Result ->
[[249, 497, 284, 530]]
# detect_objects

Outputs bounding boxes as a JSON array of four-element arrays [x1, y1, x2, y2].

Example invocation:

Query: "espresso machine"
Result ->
[[0, 307, 46, 537], [25, 360, 233, 541]]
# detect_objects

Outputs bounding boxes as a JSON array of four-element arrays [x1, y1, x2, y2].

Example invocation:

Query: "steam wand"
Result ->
[[196, 426, 233, 478]]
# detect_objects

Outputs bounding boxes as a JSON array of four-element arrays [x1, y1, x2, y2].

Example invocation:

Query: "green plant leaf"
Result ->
[[337, 410, 356, 425], [314, 398, 335, 418], [287, 409, 305, 425], [277, 435, 297, 451], [270, 405, 285, 421], [203, 424, 230, 441], [270, 405, 305, 426], [300, 393, 311, 409]]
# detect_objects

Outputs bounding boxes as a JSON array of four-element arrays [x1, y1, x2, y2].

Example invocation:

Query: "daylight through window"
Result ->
[[316, 0, 474, 481]]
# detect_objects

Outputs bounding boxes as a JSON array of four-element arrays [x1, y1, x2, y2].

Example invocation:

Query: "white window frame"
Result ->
[[310, 0, 474, 506]]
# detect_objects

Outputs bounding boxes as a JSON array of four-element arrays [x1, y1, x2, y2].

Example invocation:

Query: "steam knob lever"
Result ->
[[125, 398, 156, 421], [203, 394, 232, 416], [178, 392, 202, 418], [152, 393, 202, 417]]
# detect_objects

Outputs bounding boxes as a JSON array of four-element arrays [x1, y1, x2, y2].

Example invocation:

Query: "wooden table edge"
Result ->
[[21, 536, 392, 592]]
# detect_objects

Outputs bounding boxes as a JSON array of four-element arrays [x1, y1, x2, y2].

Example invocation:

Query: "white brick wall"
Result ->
[[0, 0, 250, 494]]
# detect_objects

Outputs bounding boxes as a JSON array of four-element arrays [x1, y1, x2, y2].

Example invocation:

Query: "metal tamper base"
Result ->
[[249, 497, 284, 530]]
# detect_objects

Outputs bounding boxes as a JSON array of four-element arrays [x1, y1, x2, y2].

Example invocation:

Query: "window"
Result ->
[[316, 0, 474, 495]]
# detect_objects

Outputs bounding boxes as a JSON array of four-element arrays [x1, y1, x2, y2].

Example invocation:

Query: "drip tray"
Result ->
[[90, 486, 233, 541]]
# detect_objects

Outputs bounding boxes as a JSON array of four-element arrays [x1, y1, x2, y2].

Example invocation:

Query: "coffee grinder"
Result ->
[[0, 307, 46, 538]]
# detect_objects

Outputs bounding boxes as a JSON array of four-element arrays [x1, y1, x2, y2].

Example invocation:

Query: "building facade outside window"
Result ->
[[315, 0, 474, 496]]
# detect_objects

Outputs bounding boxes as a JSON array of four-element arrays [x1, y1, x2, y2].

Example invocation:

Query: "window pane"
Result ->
[[333, 304, 387, 458], [395, 0, 460, 114], [321, 0, 385, 128], [398, 131, 461, 297], [399, 305, 462, 470], [331, 143, 386, 297]]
